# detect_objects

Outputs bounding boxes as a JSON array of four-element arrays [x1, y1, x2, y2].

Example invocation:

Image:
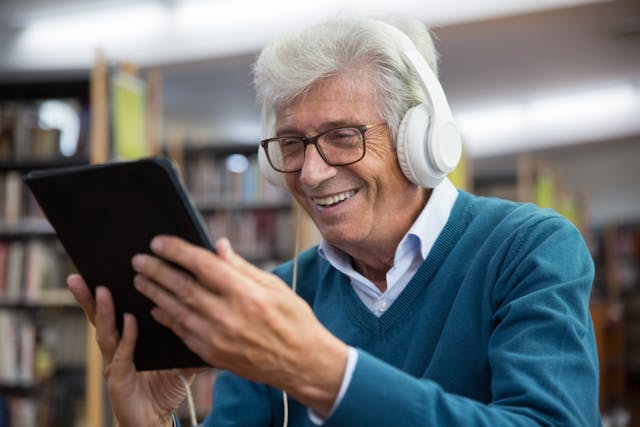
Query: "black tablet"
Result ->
[[24, 157, 212, 371]]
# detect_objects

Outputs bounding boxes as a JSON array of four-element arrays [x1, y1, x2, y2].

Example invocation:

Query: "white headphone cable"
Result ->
[[282, 204, 303, 427], [173, 369, 198, 426], [291, 203, 302, 295]]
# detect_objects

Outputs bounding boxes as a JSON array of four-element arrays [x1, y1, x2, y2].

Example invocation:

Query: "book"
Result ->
[[24, 157, 213, 371], [3, 171, 23, 226], [0, 240, 9, 298], [5, 241, 24, 302], [111, 72, 148, 160]]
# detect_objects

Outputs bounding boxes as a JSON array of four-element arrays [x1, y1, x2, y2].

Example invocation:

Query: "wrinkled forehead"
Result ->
[[274, 73, 383, 133], [274, 70, 382, 123]]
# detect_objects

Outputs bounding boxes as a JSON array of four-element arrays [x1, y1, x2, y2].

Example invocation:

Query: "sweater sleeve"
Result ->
[[200, 370, 273, 427], [322, 215, 600, 427]]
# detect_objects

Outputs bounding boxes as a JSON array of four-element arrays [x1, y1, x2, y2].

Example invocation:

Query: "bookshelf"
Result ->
[[181, 144, 294, 270], [0, 80, 90, 426], [591, 223, 640, 413], [473, 153, 587, 234], [0, 54, 161, 427]]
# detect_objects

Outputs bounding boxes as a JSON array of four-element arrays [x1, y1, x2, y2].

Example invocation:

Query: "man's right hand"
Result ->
[[67, 274, 191, 427]]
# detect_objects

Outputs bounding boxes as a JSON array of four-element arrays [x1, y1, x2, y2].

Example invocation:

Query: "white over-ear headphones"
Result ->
[[257, 107, 287, 188], [257, 19, 462, 189]]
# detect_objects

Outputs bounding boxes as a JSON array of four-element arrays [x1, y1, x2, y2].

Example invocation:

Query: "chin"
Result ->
[[319, 225, 365, 247]]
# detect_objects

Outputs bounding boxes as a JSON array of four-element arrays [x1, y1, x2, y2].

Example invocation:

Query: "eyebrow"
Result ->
[[275, 119, 361, 137]]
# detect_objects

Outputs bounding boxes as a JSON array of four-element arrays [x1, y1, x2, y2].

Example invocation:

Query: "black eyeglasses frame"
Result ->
[[260, 123, 384, 173]]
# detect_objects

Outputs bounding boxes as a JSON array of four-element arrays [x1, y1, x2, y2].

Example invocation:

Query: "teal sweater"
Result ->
[[202, 191, 600, 426]]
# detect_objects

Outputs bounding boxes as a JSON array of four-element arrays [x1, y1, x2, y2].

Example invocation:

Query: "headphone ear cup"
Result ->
[[258, 146, 287, 188], [257, 107, 288, 188], [396, 104, 446, 188], [396, 106, 418, 186], [258, 147, 287, 189]]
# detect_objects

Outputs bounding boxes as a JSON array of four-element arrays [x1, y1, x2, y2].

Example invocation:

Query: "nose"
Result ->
[[299, 143, 337, 186]]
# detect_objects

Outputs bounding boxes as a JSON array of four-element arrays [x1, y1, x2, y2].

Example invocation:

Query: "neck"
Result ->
[[345, 187, 431, 293], [352, 256, 393, 292]]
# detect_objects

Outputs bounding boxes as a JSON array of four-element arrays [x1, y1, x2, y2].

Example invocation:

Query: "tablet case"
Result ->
[[24, 157, 212, 371]]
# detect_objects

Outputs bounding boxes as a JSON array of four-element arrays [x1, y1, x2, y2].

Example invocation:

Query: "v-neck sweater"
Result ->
[[202, 190, 600, 427]]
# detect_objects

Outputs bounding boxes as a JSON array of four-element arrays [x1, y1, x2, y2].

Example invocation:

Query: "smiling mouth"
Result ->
[[312, 190, 357, 207]]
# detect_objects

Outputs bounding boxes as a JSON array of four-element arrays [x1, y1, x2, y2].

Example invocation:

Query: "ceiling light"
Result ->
[[456, 82, 640, 157]]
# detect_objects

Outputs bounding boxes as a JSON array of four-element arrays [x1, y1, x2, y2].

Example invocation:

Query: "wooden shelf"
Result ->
[[0, 218, 55, 239], [0, 156, 89, 173], [0, 300, 79, 311], [0, 72, 93, 427], [195, 196, 291, 212]]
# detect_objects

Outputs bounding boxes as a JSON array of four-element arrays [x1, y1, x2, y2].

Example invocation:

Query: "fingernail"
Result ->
[[131, 254, 146, 270], [133, 275, 144, 291], [95, 286, 107, 299], [217, 237, 232, 254], [150, 236, 163, 252]]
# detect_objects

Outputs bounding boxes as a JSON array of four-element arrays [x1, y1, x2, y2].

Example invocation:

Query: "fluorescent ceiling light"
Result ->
[[11, 1, 168, 69], [20, 1, 167, 45], [455, 105, 527, 143], [456, 83, 640, 157], [528, 85, 638, 126], [6, 0, 610, 70], [412, 0, 609, 25]]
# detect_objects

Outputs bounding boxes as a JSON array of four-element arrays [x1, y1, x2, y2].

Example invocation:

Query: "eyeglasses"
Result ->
[[260, 124, 384, 173]]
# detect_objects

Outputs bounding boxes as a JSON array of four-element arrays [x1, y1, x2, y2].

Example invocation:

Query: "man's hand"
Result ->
[[67, 275, 195, 427], [132, 236, 349, 416]]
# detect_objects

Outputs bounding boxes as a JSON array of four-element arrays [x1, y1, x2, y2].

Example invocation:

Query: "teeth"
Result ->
[[313, 191, 355, 206]]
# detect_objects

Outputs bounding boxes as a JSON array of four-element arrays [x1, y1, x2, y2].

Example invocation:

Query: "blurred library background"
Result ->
[[0, 0, 639, 426]]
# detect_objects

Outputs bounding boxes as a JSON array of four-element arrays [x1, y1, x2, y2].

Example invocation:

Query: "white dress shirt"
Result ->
[[309, 178, 459, 424]]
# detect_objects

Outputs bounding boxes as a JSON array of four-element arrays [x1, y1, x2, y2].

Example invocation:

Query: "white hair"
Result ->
[[252, 16, 440, 143]]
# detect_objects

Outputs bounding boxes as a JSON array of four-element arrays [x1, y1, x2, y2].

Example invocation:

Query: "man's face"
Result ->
[[275, 74, 426, 252]]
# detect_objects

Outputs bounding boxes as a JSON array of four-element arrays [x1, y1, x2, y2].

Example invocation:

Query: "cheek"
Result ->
[[365, 136, 395, 158], [284, 176, 311, 206], [365, 135, 402, 168], [364, 144, 406, 182], [284, 174, 296, 191], [365, 159, 416, 207]]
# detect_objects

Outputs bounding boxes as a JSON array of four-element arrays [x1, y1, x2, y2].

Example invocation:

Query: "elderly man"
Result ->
[[68, 16, 600, 427]]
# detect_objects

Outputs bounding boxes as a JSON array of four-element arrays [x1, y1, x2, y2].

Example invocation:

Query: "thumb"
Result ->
[[108, 313, 139, 379]]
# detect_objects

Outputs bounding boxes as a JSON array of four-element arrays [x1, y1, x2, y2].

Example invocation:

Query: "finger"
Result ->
[[152, 235, 273, 292], [149, 306, 210, 356], [94, 286, 119, 364], [134, 273, 219, 326], [142, 236, 242, 295], [135, 276, 216, 357], [109, 313, 138, 379], [215, 237, 296, 293], [67, 274, 96, 324], [131, 255, 217, 313], [214, 237, 235, 260], [215, 238, 271, 283]]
